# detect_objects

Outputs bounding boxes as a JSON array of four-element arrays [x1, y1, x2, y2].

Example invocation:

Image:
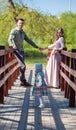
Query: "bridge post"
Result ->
[[0, 45, 5, 104], [5, 52, 11, 96], [64, 56, 70, 98], [69, 49, 76, 107], [60, 48, 67, 91]]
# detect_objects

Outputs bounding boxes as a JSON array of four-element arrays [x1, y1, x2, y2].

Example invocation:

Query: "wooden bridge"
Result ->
[[0, 45, 76, 130]]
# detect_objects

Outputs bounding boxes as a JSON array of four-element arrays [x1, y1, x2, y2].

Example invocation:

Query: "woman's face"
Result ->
[[57, 30, 62, 37]]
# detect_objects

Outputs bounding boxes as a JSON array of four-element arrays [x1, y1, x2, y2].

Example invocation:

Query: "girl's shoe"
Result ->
[[38, 103, 44, 108]]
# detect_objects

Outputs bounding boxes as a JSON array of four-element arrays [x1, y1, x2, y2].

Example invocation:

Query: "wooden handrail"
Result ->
[[60, 70, 76, 91], [61, 62, 76, 78], [0, 46, 20, 104], [47, 48, 76, 107], [0, 64, 19, 87], [0, 50, 5, 56], [61, 50, 76, 58], [0, 59, 18, 75]]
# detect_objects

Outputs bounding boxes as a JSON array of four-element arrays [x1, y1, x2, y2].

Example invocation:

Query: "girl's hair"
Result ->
[[35, 63, 43, 75], [55, 27, 65, 41]]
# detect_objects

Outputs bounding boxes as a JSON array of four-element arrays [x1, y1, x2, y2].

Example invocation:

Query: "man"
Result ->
[[8, 18, 43, 86]]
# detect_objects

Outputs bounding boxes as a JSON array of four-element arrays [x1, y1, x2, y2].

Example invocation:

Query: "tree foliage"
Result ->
[[0, 0, 76, 51]]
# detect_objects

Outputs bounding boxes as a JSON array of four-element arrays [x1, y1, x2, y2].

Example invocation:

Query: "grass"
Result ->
[[25, 56, 47, 66]]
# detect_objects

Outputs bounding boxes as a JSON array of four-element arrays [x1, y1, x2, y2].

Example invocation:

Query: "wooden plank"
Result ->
[[0, 50, 5, 56], [0, 59, 18, 75], [60, 70, 76, 91], [61, 50, 76, 59], [0, 64, 19, 88], [61, 62, 76, 78]]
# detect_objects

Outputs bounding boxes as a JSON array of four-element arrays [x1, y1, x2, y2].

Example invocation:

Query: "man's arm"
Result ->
[[24, 33, 40, 49], [8, 29, 16, 48]]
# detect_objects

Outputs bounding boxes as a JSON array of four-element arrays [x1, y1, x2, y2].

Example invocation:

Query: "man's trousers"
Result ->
[[14, 49, 26, 83]]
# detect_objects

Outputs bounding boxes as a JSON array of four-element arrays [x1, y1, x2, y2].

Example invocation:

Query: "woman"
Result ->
[[45, 27, 66, 88]]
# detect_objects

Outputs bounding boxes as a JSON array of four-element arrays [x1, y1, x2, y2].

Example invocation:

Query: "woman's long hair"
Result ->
[[55, 27, 65, 41]]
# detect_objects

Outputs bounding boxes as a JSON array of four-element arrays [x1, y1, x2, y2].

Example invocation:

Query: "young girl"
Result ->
[[32, 63, 48, 108]]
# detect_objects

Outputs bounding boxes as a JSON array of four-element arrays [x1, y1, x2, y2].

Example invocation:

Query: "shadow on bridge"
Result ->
[[17, 69, 66, 130]]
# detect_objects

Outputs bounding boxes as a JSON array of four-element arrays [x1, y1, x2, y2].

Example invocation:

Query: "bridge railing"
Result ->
[[0, 46, 20, 104], [47, 48, 76, 107], [60, 49, 76, 107]]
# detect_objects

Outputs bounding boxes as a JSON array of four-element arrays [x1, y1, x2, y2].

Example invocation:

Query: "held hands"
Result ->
[[39, 47, 48, 51]]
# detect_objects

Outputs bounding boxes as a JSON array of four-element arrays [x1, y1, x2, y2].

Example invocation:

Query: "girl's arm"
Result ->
[[36, 74, 42, 88]]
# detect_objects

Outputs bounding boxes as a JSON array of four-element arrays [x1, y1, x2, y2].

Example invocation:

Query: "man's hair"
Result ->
[[16, 18, 25, 23]]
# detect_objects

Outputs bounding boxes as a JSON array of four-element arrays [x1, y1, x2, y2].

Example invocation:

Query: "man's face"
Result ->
[[17, 20, 24, 29]]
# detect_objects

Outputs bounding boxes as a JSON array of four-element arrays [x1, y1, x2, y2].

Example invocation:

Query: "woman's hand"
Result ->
[[39, 47, 48, 51], [51, 48, 58, 55]]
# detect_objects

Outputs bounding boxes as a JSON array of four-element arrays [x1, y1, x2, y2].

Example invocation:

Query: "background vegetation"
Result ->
[[0, 0, 76, 63]]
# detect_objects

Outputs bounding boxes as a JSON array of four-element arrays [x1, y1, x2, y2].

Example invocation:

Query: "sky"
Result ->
[[23, 0, 76, 16]]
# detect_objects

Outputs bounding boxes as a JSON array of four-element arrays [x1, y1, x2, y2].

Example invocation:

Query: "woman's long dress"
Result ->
[[45, 37, 65, 88]]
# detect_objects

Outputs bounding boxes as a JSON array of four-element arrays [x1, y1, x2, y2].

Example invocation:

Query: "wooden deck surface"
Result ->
[[0, 65, 76, 130]]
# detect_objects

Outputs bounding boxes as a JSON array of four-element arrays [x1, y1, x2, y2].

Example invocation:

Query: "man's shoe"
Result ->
[[20, 82, 32, 87], [24, 82, 32, 86], [20, 82, 25, 86]]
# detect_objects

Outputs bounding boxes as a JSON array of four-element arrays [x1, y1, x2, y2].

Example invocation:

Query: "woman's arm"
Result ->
[[48, 43, 55, 49], [44, 43, 55, 50], [57, 37, 65, 51]]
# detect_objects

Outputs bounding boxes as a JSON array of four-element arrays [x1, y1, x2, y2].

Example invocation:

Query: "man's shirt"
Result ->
[[8, 27, 39, 51]]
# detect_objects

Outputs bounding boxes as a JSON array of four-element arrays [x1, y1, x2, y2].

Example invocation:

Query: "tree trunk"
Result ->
[[8, 0, 17, 22]]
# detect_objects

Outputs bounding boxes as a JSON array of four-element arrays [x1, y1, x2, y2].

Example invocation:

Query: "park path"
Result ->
[[0, 65, 76, 130]]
